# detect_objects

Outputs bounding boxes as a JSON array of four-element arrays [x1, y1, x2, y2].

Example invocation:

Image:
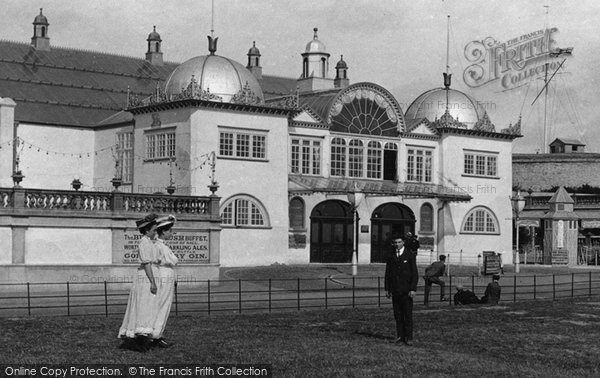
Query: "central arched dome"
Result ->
[[164, 55, 264, 104], [405, 88, 487, 128]]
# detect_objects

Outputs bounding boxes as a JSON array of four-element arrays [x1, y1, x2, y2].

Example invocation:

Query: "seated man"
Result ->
[[423, 254, 447, 305], [481, 274, 501, 305], [453, 284, 481, 305]]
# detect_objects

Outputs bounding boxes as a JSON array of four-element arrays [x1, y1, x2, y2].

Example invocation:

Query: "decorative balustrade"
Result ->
[[0, 187, 219, 219], [122, 193, 209, 214], [24, 189, 111, 211], [0, 189, 12, 208]]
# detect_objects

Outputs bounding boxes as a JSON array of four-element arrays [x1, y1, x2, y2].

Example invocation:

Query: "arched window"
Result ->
[[420, 203, 434, 233], [303, 58, 309, 78], [330, 138, 346, 177], [321, 58, 327, 78], [348, 139, 364, 178], [460, 206, 499, 234], [221, 194, 270, 228], [41, 27, 46, 37], [289, 197, 305, 230]]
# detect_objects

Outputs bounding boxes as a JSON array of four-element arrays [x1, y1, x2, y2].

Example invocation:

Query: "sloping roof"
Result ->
[[298, 89, 341, 123], [0, 40, 177, 127], [288, 175, 471, 202], [0, 40, 297, 128], [548, 187, 574, 204], [550, 137, 585, 146]]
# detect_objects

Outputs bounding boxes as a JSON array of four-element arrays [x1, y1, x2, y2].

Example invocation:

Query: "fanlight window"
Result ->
[[221, 195, 270, 227]]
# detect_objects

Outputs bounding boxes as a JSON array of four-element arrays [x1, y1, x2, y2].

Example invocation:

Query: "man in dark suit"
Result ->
[[384, 234, 419, 346]]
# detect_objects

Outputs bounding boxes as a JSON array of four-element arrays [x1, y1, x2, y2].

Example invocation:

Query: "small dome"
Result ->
[[405, 88, 488, 128], [336, 55, 347, 69], [248, 41, 260, 55], [305, 28, 327, 53], [147, 26, 161, 41], [165, 54, 264, 103], [34, 8, 48, 25]]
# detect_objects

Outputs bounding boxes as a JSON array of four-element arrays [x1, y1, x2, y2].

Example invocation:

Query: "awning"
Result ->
[[289, 175, 471, 202]]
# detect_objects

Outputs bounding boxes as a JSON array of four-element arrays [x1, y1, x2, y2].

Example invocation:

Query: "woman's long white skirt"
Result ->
[[118, 266, 159, 338]]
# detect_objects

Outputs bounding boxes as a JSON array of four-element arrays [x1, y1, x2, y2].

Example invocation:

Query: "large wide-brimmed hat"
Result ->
[[136, 213, 158, 230], [156, 214, 176, 230]]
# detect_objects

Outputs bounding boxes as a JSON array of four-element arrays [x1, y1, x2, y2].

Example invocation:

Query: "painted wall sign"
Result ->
[[551, 248, 569, 265], [122, 231, 210, 264], [463, 27, 566, 90]]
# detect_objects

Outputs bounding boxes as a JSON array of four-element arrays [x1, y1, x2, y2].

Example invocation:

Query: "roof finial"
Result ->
[[40, 8, 43, 15], [153, 25, 156, 32], [313, 27, 318, 39], [208, 35, 218, 55]]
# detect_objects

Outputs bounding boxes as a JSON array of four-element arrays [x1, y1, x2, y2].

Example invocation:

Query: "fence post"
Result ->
[[533, 275, 536, 300], [27, 282, 31, 316], [513, 275, 516, 303], [325, 278, 328, 309], [207, 279, 211, 315], [174, 281, 178, 316], [448, 275, 452, 306], [571, 273, 574, 298], [269, 279, 272, 313], [460, 249, 463, 267], [297, 278, 300, 312], [352, 277, 356, 308], [552, 275, 556, 301], [590, 272, 592, 297], [66, 282, 70, 317], [104, 281, 108, 316], [238, 279, 242, 314], [377, 277, 381, 308], [471, 275, 475, 292]]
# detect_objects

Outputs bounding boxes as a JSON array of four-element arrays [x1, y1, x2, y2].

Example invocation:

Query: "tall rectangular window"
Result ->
[[407, 147, 433, 183], [290, 137, 321, 175], [330, 138, 346, 177], [218, 128, 268, 161], [366, 141, 382, 179], [348, 140, 364, 178], [220, 132, 234, 156], [117, 132, 133, 183], [463, 150, 499, 177]]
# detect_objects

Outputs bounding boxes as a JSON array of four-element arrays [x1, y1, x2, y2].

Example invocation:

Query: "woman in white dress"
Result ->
[[118, 213, 160, 352], [151, 215, 179, 348]]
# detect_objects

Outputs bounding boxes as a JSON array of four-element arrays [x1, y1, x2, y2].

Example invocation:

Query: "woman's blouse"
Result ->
[[155, 239, 179, 267], [138, 235, 159, 264]]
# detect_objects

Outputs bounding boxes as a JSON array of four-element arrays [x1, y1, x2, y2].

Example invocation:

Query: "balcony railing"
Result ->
[[0, 187, 219, 218]]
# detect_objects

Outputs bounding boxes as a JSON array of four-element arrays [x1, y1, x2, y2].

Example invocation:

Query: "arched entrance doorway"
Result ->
[[370, 203, 416, 263], [310, 200, 353, 263]]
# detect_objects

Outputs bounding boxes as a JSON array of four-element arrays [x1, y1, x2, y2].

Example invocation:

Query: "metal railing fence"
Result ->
[[1, 271, 600, 317]]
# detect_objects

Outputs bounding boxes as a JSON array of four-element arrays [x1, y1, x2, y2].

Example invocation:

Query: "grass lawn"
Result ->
[[3, 298, 599, 377]]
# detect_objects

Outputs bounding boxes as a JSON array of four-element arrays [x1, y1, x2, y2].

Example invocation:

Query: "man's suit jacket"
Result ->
[[384, 249, 419, 295]]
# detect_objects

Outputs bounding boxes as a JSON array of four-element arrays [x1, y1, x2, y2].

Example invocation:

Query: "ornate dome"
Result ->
[[147, 26, 161, 41], [405, 88, 488, 129], [164, 54, 264, 104], [34, 8, 48, 25], [305, 28, 327, 53]]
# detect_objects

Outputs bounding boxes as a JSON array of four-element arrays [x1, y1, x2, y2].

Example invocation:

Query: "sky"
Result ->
[[1, 0, 599, 153]]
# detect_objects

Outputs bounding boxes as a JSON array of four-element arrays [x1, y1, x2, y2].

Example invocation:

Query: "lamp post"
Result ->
[[346, 183, 363, 276], [511, 190, 526, 273]]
